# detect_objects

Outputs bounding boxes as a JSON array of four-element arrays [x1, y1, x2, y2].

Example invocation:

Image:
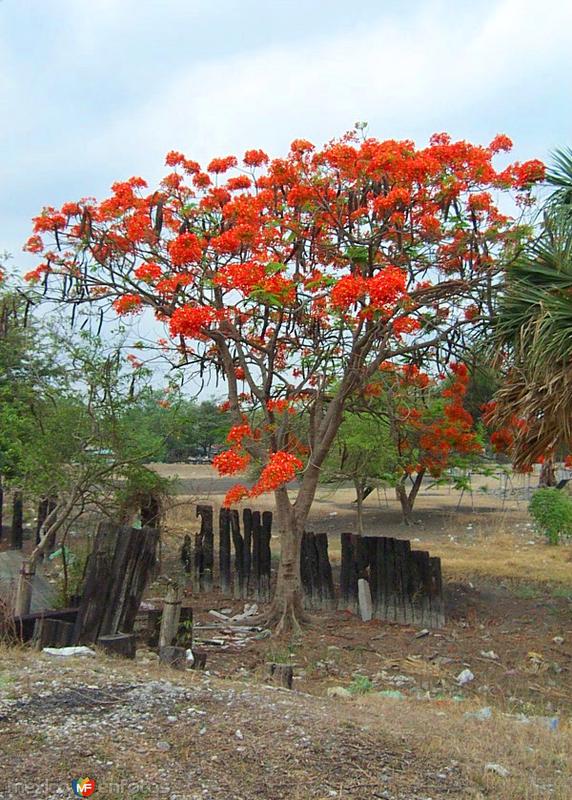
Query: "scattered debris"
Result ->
[[42, 646, 96, 658], [480, 650, 499, 660], [484, 763, 509, 778], [464, 707, 492, 721], [327, 686, 352, 699], [415, 628, 430, 639], [456, 668, 475, 686]]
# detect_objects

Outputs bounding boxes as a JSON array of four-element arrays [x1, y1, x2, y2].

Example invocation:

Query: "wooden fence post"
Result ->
[[73, 524, 158, 644], [429, 556, 445, 628], [141, 494, 160, 529], [14, 558, 35, 616], [159, 583, 182, 649], [230, 510, 244, 599], [251, 511, 262, 599], [219, 507, 231, 596], [301, 532, 319, 609], [195, 505, 214, 592], [242, 508, 253, 597], [260, 511, 273, 602], [315, 533, 336, 609]]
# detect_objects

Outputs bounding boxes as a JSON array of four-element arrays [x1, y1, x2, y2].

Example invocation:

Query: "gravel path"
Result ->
[[0, 649, 467, 800]]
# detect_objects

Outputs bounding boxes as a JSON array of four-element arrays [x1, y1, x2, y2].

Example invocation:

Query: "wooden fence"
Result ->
[[190, 506, 273, 601], [184, 505, 445, 628]]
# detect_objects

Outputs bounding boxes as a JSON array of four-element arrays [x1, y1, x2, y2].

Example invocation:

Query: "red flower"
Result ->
[[213, 450, 251, 476], [227, 423, 253, 446], [243, 149, 269, 167], [113, 294, 143, 314], [134, 262, 163, 283], [168, 233, 203, 266], [207, 156, 238, 174], [169, 305, 219, 338], [223, 484, 250, 507], [489, 134, 513, 154], [514, 159, 545, 189], [330, 274, 367, 310], [24, 263, 50, 283], [368, 266, 407, 308], [250, 451, 303, 496]]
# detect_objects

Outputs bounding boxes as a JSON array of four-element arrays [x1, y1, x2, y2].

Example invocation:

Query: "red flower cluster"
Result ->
[[169, 305, 220, 338], [266, 398, 294, 414], [134, 262, 163, 283], [113, 294, 143, 314], [212, 450, 251, 476], [243, 149, 269, 167], [223, 484, 250, 507], [227, 423, 253, 446], [330, 268, 407, 313], [168, 233, 203, 266], [250, 451, 304, 497]]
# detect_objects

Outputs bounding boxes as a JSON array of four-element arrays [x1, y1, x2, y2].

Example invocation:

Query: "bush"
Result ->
[[348, 674, 373, 695], [528, 488, 572, 544]]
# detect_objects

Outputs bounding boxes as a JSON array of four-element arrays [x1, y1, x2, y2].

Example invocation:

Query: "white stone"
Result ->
[[358, 578, 373, 622]]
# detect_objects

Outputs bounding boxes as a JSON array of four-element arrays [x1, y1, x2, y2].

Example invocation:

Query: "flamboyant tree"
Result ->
[[26, 128, 543, 629], [328, 362, 483, 526], [374, 362, 482, 523]]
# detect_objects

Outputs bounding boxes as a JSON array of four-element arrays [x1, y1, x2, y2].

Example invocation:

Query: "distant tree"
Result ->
[[323, 410, 395, 534], [328, 363, 483, 525], [0, 312, 171, 614], [124, 394, 230, 462]]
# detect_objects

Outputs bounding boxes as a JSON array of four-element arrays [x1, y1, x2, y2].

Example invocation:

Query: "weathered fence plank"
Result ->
[[230, 509, 244, 599], [242, 508, 252, 598], [73, 523, 158, 644], [219, 507, 231, 596], [195, 505, 214, 591]]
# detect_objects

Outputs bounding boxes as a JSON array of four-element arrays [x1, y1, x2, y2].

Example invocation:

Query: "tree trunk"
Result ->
[[408, 469, 425, 509], [539, 458, 557, 488], [267, 488, 307, 633], [396, 482, 413, 525], [14, 498, 70, 615]]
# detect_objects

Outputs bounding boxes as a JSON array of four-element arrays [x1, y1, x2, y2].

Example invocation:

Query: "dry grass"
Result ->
[[1, 644, 570, 799], [353, 692, 572, 800]]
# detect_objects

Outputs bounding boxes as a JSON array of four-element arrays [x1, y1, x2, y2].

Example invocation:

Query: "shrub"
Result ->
[[348, 674, 373, 695], [528, 488, 572, 544]]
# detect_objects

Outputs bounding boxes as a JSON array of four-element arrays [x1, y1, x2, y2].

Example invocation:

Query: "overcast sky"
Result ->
[[1, 0, 571, 273]]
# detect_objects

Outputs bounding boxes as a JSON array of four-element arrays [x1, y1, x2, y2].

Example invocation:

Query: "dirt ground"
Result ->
[[1, 465, 571, 798], [0, 643, 570, 800]]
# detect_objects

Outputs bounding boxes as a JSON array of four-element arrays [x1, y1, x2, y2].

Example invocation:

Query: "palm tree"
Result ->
[[491, 149, 572, 468]]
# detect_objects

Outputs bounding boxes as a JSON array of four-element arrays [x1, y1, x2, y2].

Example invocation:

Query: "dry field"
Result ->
[[0, 464, 570, 798]]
